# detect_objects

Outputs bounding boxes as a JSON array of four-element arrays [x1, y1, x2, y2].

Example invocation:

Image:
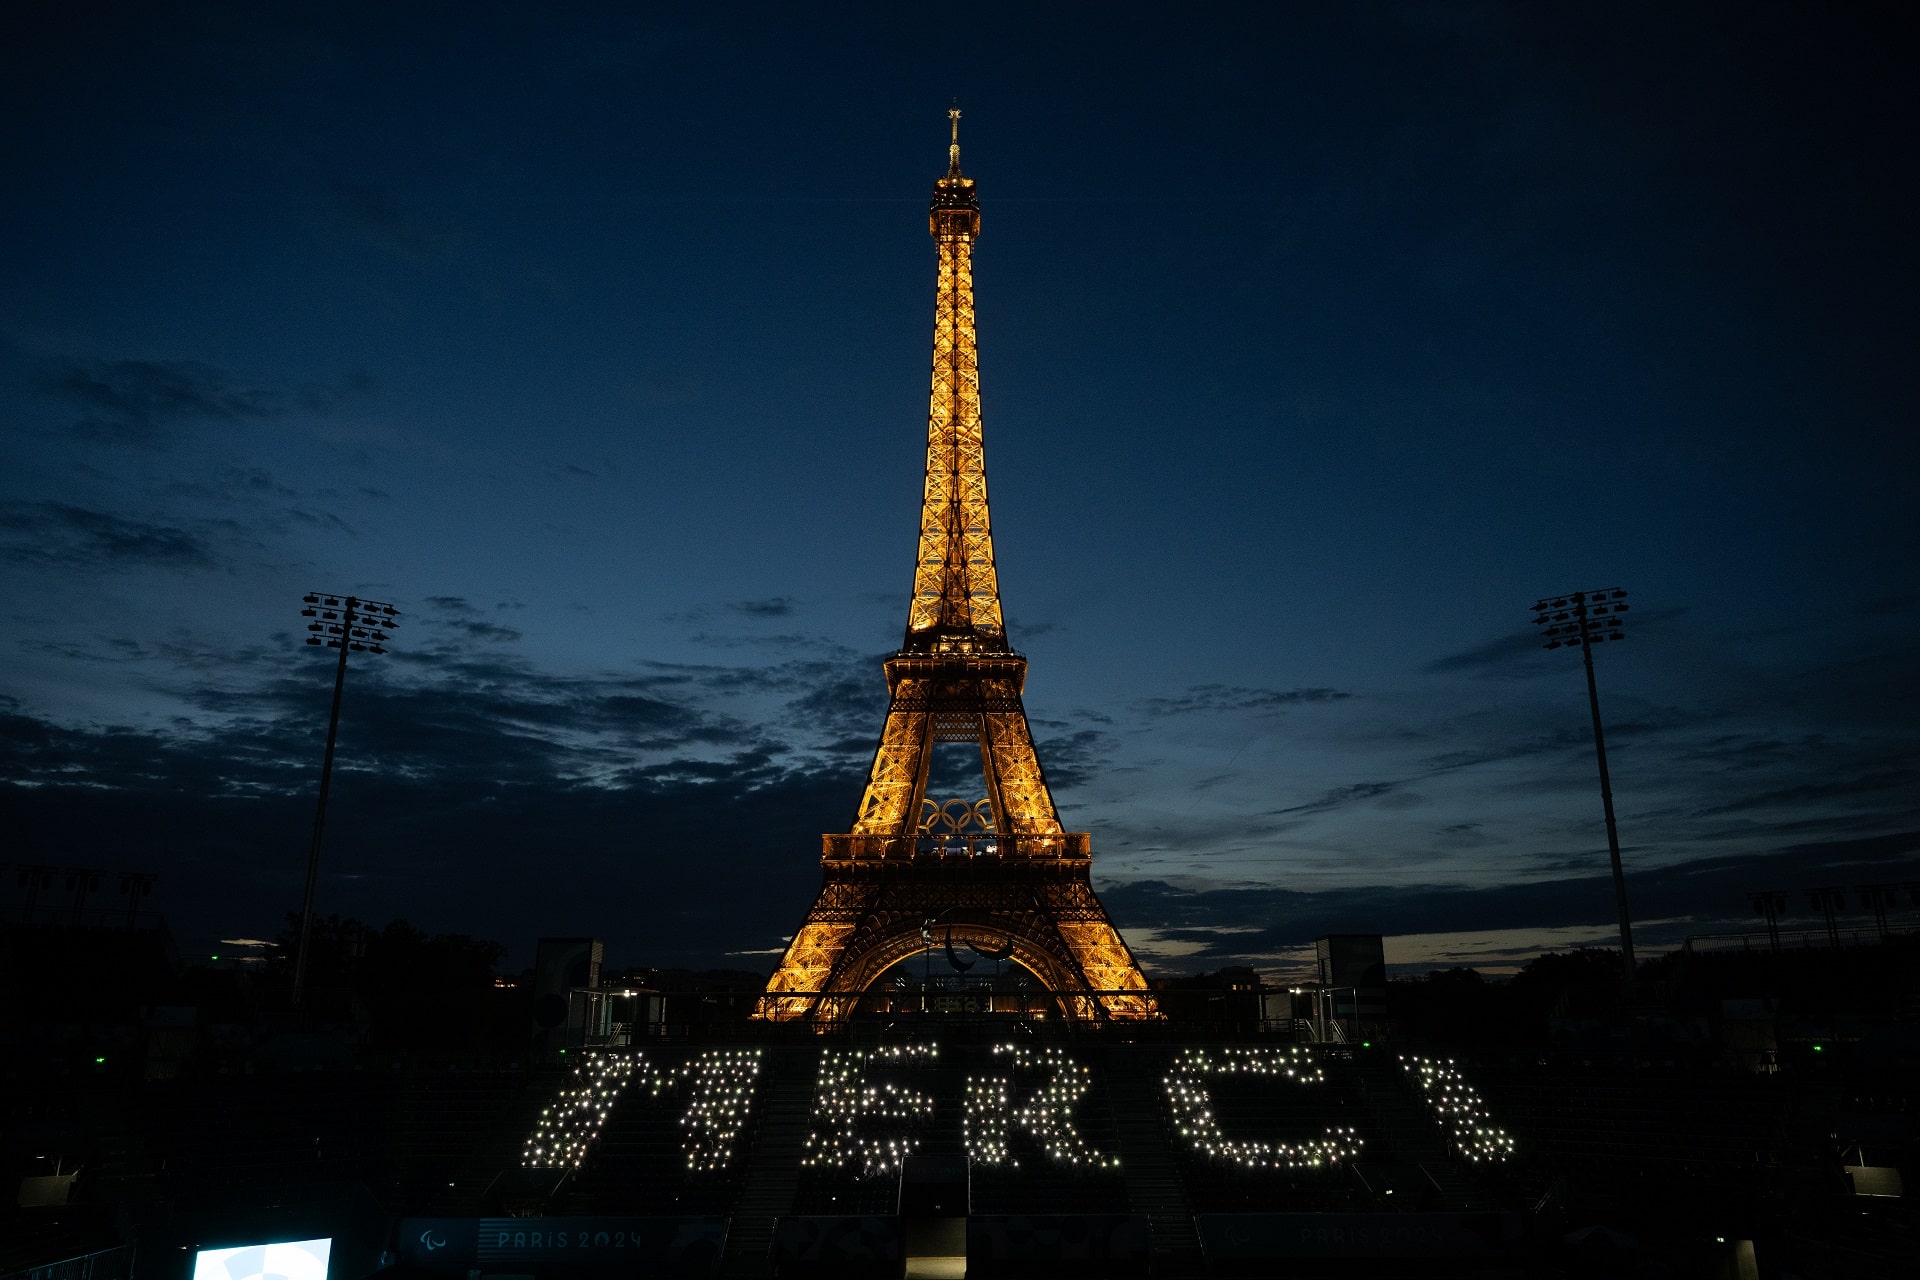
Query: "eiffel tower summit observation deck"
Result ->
[[760, 112, 1154, 1024]]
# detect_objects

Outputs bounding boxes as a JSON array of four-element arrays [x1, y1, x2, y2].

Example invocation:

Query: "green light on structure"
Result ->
[[1361, 1041, 1372, 1048], [94, 1057, 106, 1064], [1812, 1044, 1824, 1052]]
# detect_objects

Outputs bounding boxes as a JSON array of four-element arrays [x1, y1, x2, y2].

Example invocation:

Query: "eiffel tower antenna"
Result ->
[[761, 114, 1155, 1024]]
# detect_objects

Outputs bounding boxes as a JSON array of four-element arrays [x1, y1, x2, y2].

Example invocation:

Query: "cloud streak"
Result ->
[[1139, 685, 1352, 717], [37, 357, 371, 447], [0, 501, 216, 569]]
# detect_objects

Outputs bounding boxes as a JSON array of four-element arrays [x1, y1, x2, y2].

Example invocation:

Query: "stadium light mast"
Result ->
[[1748, 890, 1788, 954], [1533, 587, 1637, 999], [293, 591, 399, 1010]]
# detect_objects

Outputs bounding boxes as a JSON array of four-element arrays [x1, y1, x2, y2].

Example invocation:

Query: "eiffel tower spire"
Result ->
[[760, 114, 1153, 1023], [910, 104, 1004, 645]]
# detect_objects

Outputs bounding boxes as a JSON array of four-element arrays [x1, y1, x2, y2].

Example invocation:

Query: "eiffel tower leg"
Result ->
[[759, 879, 878, 1022], [851, 688, 933, 837], [978, 677, 1061, 832], [975, 734, 1008, 838], [1037, 878, 1156, 1019]]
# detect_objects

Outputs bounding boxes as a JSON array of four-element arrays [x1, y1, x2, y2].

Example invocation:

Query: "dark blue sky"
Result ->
[[4, 2, 1916, 976]]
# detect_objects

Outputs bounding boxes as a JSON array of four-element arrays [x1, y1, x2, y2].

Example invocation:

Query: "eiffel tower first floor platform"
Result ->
[[759, 838, 1156, 1024]]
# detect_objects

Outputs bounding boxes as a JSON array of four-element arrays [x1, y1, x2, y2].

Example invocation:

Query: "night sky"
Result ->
[[4, 2, 1916, 978]]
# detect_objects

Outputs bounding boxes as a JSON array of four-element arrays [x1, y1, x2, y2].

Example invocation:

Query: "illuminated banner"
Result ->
[[397, 1218, 728, 1273], [194, 1239, 331, 1280]]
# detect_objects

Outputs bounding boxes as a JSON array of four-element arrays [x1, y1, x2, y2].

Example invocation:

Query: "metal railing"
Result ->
[[821, 832, 1092, 860], [1683, 923, 1916, 954], [752, 985, 1158, 1029], [2, 1244, 134, 1280]]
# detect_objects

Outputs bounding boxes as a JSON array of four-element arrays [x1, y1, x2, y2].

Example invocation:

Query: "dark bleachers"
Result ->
[[146, 1074, 391, 1194], [79, 1065, 540, 1218], [1466, 1059, 1829, 1212], [390, 1068, 539, 1214]]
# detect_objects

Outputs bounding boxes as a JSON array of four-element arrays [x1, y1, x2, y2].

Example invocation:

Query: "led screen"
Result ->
[[192, 1238, 332, 1280]]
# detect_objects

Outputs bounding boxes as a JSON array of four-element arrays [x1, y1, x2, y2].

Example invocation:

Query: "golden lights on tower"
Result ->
[[760, 113, 1154, 1022]]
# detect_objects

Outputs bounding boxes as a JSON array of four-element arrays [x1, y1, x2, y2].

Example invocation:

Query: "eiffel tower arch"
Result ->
[[761, 113, 1154, 1023]]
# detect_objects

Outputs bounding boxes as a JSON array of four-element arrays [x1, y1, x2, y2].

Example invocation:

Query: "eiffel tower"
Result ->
[[761, 112, 1154, 1023]]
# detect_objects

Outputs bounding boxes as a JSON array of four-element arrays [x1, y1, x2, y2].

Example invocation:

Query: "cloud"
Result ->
[[785, 672, 885, 746], [164, 467, 299, 502], [1418, 723, 1596, 773], [1139, 685, 1352, 717], [42, 358, 274, 445], [2, 683, 861, 968], [1427, 610, 1688, 676], [7, 617, 1918, 976], [285, 507, 354, 535], [1269, 780, 1403, 816], [731, 597, 797, 618], [1099, 829, 1920, 971], [0, 501, 216, 569], [419, 596, 518, 642], [38, 357, 372, 446], [1688, 770, 1920, 819], [1422, 630, 1546, 675], [1035, 729, 1113, 791]]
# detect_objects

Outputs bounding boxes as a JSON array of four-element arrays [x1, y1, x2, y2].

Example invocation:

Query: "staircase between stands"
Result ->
[[1108, 1045, 1206, 1278], [1354, 1056, 1477, 1210], [720, 1045, 817, 1277]]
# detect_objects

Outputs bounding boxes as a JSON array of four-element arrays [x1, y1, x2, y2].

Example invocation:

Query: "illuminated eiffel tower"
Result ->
[[761, 112, 1154, 1023]]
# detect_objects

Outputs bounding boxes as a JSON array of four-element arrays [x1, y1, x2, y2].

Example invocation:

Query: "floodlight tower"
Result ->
[[1806, 886, 1845, 948], [293, 591, 399, 1009], [1748, 890, 1788, 954], [1856, 884, 1898, 942], [1533, 587, 1636, 998]]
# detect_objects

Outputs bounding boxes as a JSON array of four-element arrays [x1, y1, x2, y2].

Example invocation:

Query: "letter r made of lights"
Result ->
[[965, 1043, 1117, 1170]]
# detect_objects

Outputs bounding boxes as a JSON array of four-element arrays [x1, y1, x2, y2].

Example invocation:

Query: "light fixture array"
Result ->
[[966, 1043, 1118, 1170], [1399, 1054, 1515, 1163], [659, 1048, 765, 1173], [1164, 1045, 1364, 1170], [965, 1076, 1011, 1165], [801, 1043, 938, 1178], [521, 1051, 640, 1169]]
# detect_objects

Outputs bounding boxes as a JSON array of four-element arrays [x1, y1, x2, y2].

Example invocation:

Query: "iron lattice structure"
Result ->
[[762, 114, 1154, 1022]]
